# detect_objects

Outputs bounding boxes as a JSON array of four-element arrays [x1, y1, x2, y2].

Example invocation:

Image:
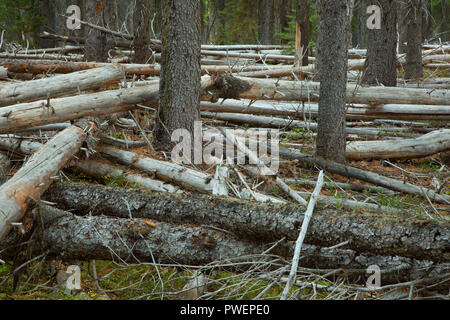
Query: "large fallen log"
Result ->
[[43, 182, 450, 262], [203, 75, 449, 105], [2, 204, 447, 286], [278, 148, 450, 204], [0, 84, 159, 133], [0, 58, 281, 76], [200, 99, 450, 121], [0, 65, 123, 107], [346, 129, 450, 160], [0, 120, 95, 241]]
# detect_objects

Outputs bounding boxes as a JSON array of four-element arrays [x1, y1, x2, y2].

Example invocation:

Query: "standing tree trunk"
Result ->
[[361, 0, 398, 87], [214, 0, 226, 44], [405, 0, 424, 80], [36, 0, 56, 48], [154, 0, 201, 151], [398, 1, 408, 53], [279, 0, 291, 44], [133, 0, 151, 63], [296, 0, 310, 66], [258, 0, 274, 44], [358, 0, 367, 49], [83, 0, 115, 62], [316, 0, 349, 164], [442, 0, 447, 42]]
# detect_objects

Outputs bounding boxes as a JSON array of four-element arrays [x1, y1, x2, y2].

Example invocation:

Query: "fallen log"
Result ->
[[278, 148, 450, 204], [2, 204, 448, 286], [0, 58, 281, 76], [0, 65, 124, 107], [346, 129, 450, 160], [43, 182, 450, 262], [0, 120, 96, 241], [200, 99, 450, 121], [200, 112, 420, 139], [0, 84, 159, 133], [0, 66, 7, 79], [203, 75, 450, 105], [0, 52, 84, 62]]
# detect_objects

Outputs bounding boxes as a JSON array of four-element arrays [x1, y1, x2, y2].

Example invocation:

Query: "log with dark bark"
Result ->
[[43, 182, 450, 262], [2, 204, 448, 286]]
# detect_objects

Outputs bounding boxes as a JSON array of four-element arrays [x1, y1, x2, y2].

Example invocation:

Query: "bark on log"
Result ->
[[0, 84, 159, 133], [278, 148, 450, 204], [2, 204, 447, 286], [0, 66, 124, 107], [346, 129, 450, 160], [203, 75, 449, 105], [43, 182, 450, 262], [0, 120, 95, 240]]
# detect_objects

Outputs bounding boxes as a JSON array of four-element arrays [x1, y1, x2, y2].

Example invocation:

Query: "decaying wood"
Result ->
[[0, 84, 159, 133], [99, 145, 216, 193], [0, 66, 7, 79], [2, 203, 447, 286], [203, 75, 449, 105], [346, 129, 450, 160], [278, 148, 450, 204], [200, 99, 450, 121], [0, 120, 96, 241], [43, 182, 450, 262], [0, 65, 124, 107]]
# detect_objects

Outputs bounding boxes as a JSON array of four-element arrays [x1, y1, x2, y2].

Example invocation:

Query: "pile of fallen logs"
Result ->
[[0, 28, 449, 295]]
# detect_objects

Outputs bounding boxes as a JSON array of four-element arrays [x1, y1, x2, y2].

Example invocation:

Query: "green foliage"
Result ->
[[275, 2, 318, 55], [0, 0, 43, 45]]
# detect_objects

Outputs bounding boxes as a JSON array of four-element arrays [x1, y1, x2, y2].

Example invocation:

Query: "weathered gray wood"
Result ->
[[0, 84, 159, 133], [279, 147, 450, 204], [0, 66, 123, 107], [346, 129, 450, 160], [200, 99, 450, 121], [0, 121, 93, 240], [43, 182, 450, 262], [203, 75, 450, 105]]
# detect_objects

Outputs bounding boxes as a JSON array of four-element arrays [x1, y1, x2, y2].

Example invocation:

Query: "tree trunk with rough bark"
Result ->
[[361, 0, 397, 86], [154, 0, 201, 151], [405, 0, 424, 80], [133, 0, 152, 64], [258, 0, 274, 45], [316, 0, 349, 163], [296, 0, 310, 66]]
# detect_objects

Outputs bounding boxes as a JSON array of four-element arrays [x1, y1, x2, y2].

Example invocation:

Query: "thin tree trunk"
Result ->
[[258, 0, 274, 45], [296, 0, 310, 66], [405, 0, 424, 80], [154, 0, 201, 151], [84, 0, 111, 62], [133, 0, 151, 64], [316, 0, 349, 163], [442, 0, 447, 42], [361, 0, 398, 86]]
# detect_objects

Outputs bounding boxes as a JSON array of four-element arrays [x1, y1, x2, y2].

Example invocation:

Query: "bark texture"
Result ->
[[316, 0, 349, 163], [258, 0, 274, 45], [154, 0, 201, 150], [43, 182, 450, 262], [133, 0, 152, 64], [296, 0, 310, 66], [405, 0, 424, 80], [361, 0, 398, 86]]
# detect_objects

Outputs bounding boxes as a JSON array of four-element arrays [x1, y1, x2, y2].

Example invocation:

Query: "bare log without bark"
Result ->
[[203, 75, 449, 105], [346, 129, 450, 160], [0, 84, 159, 133], [200, 99, 450, 121], [0, 66, 124, 107], [278, 148, 450, 204], [43, 182, 450, 262], [0, 121, 95, 240]]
